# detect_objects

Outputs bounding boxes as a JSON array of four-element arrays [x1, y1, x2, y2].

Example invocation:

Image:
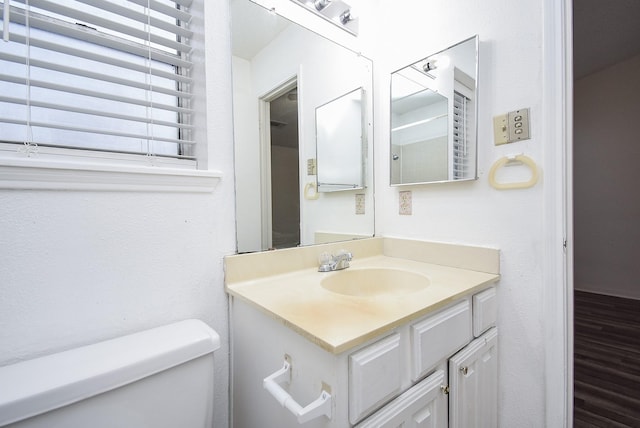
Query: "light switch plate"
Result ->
[[493, 108, 531, 145], [307, 158, 316, 175], [493, 114, 509, 145], [508, 108, 530, 141]]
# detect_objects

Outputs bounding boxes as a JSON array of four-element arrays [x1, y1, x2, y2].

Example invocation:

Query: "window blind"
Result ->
[[0, 0, 194, 159], [452, 90, 469, 179]]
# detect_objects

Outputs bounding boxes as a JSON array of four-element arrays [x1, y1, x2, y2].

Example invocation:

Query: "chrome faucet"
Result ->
[[318, 251, 353, 272]]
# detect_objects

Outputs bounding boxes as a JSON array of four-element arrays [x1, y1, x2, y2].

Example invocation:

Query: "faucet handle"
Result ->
[[334, 250, 353, 267], [318, 252, 333, 272], [336, 249, 353, 260]]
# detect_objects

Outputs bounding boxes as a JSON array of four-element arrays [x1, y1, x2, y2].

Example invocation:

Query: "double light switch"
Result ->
[[493, 108, 530, 145]]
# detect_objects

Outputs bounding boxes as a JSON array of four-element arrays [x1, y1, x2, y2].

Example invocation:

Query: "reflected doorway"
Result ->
[[260, 79, 300, 249]]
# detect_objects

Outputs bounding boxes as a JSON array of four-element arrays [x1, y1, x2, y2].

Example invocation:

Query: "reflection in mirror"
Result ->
[[390, 36, 478, 185], [316, 88, 365, 192], [231, 0, 374, 253]]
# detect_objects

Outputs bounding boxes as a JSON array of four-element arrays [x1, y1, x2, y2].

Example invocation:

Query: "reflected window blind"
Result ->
[[0, 0, 194, 159], [452, 91, 469, 179]]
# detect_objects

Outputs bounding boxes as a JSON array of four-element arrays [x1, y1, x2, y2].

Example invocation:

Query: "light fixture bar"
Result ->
[[291, 0, 359, 35]]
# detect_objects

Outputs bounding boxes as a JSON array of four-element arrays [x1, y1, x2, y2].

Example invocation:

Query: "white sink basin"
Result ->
[[321, 268, 430, 297]]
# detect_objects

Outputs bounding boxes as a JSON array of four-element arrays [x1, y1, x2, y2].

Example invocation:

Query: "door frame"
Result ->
[[542, 0, 574, 426], [258, 76, 299, 250]]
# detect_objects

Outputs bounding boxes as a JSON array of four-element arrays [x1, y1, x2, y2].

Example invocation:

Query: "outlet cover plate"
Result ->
[[355, 193, 365, 215], [399, 191, 412, 215]]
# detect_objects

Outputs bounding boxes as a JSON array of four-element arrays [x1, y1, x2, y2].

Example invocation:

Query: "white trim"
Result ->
[[258, 75, 298, 250], [258, 97, 273, 250], [563, 0, 575, 422], [0, 158, 222, 192], [542, 0, 573, 426]]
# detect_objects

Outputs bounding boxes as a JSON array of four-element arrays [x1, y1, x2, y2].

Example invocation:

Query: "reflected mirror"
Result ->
[[316, 87, 365, 192], [231, 0, 374, 253], [391, 36, 478, 185]]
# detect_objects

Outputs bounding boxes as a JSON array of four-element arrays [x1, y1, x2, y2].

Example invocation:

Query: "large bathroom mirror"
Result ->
[[390, 36, 478, 185], [230, 0, 374, 253]]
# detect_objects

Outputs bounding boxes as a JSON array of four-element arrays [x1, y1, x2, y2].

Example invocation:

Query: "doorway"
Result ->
[[572, 0, 640, 424], [260, 80, 301, 250]]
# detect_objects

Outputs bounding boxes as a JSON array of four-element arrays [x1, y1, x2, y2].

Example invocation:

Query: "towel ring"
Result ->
[[304, 182, 320, 200], [488, 154, 539, 190]]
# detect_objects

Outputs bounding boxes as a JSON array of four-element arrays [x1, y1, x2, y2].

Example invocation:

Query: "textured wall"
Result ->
[[375, 0, 548, 425], [0, 1, 236, 427]]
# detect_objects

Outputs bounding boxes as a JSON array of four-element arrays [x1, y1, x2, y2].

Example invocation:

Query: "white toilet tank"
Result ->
[[0, 319, 220, 428]]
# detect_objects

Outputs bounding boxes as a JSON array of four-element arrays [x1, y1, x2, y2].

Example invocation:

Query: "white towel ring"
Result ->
[[304, 182, 320, 200], [488, 154, 539, 190]]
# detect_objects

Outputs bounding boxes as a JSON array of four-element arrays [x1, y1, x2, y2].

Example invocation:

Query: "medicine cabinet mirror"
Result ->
[[230, 0, 374, 253], [316, 87, 366, 192], [390, 36, 479, 185]]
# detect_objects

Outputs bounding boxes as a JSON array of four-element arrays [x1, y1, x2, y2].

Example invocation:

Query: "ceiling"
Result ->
[[230, 0, 290, 60], [573, 0, 640, 79]]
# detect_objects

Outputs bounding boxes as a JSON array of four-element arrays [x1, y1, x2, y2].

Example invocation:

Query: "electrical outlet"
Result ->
[[399, 191, 412, 215], [355, 193, 365, 215]]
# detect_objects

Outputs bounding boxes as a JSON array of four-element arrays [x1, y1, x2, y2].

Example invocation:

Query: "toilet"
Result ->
[[0, 319, 220, 428]]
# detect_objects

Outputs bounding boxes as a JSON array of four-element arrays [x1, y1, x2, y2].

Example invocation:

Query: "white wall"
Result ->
[[0, 1, 236, 427], [375, 0, 549, 426], [574, 53, 640, 300]]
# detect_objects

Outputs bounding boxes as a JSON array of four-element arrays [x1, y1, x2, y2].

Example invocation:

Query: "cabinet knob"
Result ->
[[460, 366, 469, 375], [440, 384, 450, 395]]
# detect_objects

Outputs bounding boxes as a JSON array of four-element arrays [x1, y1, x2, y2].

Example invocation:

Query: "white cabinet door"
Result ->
[[349, 334, 402, 424], [448, 327, 498, 428], [355, 370, 447, 428]]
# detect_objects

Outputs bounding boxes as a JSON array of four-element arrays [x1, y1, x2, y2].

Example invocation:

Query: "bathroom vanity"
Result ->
[[226, 237, 499, 427]]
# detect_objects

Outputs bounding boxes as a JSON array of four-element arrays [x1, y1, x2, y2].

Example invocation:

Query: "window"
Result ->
[[0, 0, 194, 162]]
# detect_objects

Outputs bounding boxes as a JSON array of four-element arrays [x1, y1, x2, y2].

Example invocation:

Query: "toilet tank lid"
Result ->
[[0, 319, 220, 426]]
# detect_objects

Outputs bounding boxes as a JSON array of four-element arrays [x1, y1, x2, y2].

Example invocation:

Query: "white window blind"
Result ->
[[452, 90, 469, 180], [0, 0, 194, 160]]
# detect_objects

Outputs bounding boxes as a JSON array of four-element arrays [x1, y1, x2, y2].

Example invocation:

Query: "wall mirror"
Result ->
[[316, 87, 366, 192], [230, 0, 374, 253], [390, 35, 479, 185]]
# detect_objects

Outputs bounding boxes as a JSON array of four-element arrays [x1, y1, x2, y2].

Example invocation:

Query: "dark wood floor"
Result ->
[[574, 290, 640, 427]]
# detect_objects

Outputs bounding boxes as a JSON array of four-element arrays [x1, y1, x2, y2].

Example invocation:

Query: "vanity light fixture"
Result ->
[[339, 9, 353, 24], [291, 0, 359, 35], [314, 0, 331, 11], [423, 59, 438, 72], [422, 55, 451, 73]]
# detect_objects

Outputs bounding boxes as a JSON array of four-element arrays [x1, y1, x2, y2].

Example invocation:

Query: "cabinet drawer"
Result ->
[[411, 300, 472, 381], [349, 333, 402, 424], [355, 369, 447, 428], [473, 287, 497, 337]]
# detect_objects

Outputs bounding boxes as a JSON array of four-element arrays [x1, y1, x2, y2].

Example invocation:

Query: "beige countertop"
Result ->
[[226, 252, 500, 354]]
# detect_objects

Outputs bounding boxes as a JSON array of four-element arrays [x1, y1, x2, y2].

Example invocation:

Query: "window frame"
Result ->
[[0, 0, 220, 191]]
